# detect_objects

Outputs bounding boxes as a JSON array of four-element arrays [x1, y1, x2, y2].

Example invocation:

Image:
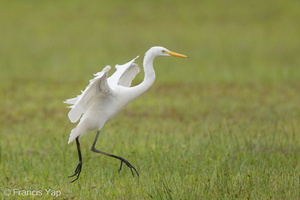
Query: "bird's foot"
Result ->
[[68, 161, 82, 183], [118, 158, 139, 177]]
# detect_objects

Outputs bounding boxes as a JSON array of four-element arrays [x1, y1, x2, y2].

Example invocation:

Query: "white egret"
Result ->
[[65, 46, 188, 182]]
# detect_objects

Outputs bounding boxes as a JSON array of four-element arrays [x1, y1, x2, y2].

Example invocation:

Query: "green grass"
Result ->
[[1, 0, 300, 199]]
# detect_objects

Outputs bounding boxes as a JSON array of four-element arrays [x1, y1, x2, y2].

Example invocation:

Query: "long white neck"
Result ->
[[141, 51, 156, 90], [125, 51, 157, 101]]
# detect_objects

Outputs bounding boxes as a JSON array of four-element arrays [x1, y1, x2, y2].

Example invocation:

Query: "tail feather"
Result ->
[[68, 118, 94, 144], [68, 127, 80, 144]]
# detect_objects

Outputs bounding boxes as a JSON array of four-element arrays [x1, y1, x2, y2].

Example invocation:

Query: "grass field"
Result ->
[[1, 0, 300, 199]]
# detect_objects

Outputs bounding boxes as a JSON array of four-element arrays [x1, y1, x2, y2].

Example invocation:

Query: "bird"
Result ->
[[65, 46, 188, 182]]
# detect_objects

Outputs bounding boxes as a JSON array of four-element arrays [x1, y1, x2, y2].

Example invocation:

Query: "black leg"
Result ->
[[91, 130, 139, 177], [68, 137, 82, 183]]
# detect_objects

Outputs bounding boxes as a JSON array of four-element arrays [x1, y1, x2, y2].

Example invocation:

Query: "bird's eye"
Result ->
[[162, 50, 167, 54]]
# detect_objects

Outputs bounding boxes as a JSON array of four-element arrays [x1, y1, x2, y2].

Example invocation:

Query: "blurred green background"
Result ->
[[1, 0, 299, 84], [0, 0, 299, 199]]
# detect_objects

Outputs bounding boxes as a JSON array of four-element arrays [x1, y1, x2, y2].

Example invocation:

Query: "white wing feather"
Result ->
[[64, 65, 112, 123], [108, 56, 140, 87], [65, 56, 139, 124]]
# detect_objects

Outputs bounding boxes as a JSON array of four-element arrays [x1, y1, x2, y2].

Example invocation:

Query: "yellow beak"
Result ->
[[167, 51, 189, 58]]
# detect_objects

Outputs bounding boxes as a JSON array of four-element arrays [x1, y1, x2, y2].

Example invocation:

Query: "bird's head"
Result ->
[[147, 46, 188, 58]]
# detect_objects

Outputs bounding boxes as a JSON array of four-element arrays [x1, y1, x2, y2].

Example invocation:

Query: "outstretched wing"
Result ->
[[64, 65, 112, 123], [108, 56, 140, 87]]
